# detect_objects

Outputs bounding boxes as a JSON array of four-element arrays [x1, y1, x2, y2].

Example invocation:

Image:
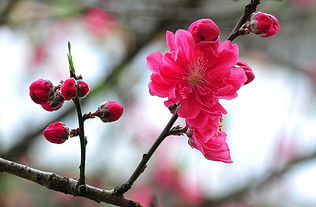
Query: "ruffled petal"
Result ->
[[146, 51, 163, 73], [174, 30, 196, 65], [166, 31, 176, 51]]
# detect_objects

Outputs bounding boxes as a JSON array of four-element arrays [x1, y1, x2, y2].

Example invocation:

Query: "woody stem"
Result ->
[[113, 104, 180, 196], [73, 98, 86, 185], [227, 0, 261, 42]]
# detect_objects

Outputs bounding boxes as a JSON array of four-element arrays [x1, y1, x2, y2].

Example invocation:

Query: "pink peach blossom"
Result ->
[[147, 19, 251, 162]]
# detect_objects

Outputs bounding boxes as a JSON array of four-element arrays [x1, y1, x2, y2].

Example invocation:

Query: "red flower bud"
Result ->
[[40, 92, 64, 112], [61, 78, 90, 100], [29, 79, 54, 104], [61, 78, 77, 100], [95, 101, 124, 122], [235, 61, 255, 85], [77, 80, 90, 98], [43, 122, 69, 144], [249, 12, 280, 38], [188, 19, 220, 43]]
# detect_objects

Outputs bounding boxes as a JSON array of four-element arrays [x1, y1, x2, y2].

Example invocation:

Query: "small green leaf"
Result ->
[[67, 41, 75, 74]]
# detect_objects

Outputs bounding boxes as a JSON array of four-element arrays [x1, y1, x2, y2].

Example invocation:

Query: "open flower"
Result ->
[[147, 19, 251, 162]]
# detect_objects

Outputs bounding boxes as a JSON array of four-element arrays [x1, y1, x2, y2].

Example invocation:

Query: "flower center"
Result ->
[[185, 58, 207, 86]]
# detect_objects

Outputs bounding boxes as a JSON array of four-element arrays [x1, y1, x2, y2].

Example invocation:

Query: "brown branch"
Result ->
[[114, 105, 180, 196], [227, 0, 261, 41], [0, 157, 141, 207], [73, 98, 87, 185]]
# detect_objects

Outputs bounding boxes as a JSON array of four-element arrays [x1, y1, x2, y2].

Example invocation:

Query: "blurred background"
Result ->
[[1, 0, 316, 206]]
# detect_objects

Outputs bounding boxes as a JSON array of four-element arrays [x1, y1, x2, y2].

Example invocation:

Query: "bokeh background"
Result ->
[[1, 0, 316, 206]]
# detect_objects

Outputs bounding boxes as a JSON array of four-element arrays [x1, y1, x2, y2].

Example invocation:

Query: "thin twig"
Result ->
[[0, 158, 141, 207], [227, 0, 261, 41], [67, 41, 87, 186], [113, 105, 180, 196], [73, 98, 86, 185]]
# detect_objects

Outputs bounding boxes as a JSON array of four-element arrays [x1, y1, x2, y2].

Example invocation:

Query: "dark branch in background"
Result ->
[[0, 0, 20, 25], [0, 158, 141, 207], [114, 105, 180, 196], [227, 0, 261, 42], [201, 149, 316, 207]]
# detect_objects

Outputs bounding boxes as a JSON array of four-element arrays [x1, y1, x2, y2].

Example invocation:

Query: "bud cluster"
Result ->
[[61, 78, 90, 100], [29, 76, 124, 144], [29, 78, 89, 111]]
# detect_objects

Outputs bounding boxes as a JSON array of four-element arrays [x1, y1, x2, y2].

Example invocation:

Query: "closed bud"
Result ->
[[40, 91, 64, 112], [95, 101, 124, 122], [61, 78, 77, 100], [249, 12, 280, 38], [43, 122, 69, 144], [61, 78, 90, 100], [29, 79, 54, 104], [188, 19, 220, 43], [77, 80, 90, 98]]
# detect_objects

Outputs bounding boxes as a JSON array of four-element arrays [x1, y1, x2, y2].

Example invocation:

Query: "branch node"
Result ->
[[113, 183, 132, 196]]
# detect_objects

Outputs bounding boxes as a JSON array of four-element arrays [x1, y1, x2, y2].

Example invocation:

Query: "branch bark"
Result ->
[[114, 105, 180, 196], [227, 0, 261, 41], [0, 158, 141, 207]]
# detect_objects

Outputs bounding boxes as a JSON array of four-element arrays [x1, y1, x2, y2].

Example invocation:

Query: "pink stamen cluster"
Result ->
[[147, 19, 262, 163]]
